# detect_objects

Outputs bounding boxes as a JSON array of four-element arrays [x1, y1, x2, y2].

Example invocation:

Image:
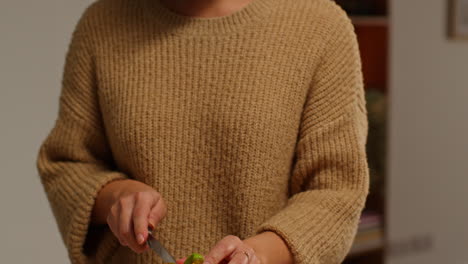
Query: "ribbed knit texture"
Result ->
[[36, 0, 369, 263]]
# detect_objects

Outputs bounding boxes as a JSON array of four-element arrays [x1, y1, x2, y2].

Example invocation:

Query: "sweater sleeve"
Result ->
[[256, 8, 370, 264], [36, 6, 127, 263]]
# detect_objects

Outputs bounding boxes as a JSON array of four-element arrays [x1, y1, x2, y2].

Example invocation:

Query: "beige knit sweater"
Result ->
[[36, 0, 369, 263]]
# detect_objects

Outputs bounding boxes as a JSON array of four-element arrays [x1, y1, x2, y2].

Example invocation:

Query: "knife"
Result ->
[[147, 228, 177, 263]]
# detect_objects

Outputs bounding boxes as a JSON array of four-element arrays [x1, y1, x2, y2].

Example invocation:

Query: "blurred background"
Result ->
[[1, 0, 467, 263]]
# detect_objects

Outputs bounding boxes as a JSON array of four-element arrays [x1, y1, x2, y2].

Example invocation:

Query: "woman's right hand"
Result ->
[[92, 179, 167, 253]]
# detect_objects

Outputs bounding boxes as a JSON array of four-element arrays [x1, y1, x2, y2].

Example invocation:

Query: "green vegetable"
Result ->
[[184, 253, 204, 264]]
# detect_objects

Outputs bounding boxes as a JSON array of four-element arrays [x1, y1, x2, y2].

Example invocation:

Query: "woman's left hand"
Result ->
[[203, 232, 294, 264], [203, 235, 261, 264]]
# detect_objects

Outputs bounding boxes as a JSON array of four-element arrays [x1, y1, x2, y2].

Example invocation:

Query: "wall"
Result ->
[[388, 0, 468, 263], [0, 0, 93, 262]]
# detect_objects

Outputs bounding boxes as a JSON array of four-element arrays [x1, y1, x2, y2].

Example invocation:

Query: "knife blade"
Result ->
[[147, 229, 177, 263]]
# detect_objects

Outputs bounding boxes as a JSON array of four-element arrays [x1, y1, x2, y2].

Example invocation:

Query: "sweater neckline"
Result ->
[[147, 0, 274, 36]]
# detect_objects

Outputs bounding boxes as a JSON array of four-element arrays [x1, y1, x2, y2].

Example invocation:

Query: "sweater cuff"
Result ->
[[255, 191, 364, 264], [255, 196, 310, 264], [65, 171, 126, 262]]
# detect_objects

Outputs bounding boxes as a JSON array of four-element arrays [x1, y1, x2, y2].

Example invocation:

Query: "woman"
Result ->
[[36, 0, 369, 263]]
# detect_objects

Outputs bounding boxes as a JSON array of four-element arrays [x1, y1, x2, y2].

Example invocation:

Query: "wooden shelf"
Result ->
[[353, 19, 389, 92], [348, 246, 384, 258], [338, 3, 389, 264], [351, 16, 389, 26], [344, 248, 384, 264]]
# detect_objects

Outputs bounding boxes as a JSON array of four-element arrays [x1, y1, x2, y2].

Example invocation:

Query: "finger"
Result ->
[[118, 196, 145, 253], [204, 235, 242, 264], [228, 252, 249, 264], [249, 254, 261, 264], [107, 204, 126, 246], [246, 253, 260, 264], [148, 196, 166, 229], [244, 248, 257, 264], [132, 192, 156, 245], [229, 247, 256, 264]]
